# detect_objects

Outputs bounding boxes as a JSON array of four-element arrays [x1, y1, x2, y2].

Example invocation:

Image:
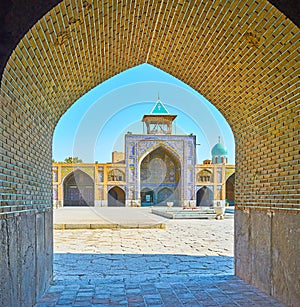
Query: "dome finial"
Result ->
[[218, 136, 221, 143], [158, 92, 160, 101]]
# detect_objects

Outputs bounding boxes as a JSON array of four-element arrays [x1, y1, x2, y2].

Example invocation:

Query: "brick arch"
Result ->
[[61, 168, 94, 184], [0, 1, 299, 306], [0, 1, 298, 79]]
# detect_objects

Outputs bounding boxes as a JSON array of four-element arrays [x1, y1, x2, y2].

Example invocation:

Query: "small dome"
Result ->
[[211, 142, 228, 156]]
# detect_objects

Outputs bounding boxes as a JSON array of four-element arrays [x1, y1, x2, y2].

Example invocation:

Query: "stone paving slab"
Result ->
[[54, 207, 167, 229], [36, 218, 285, 306], [53, 219, 234, 256], [36, 274, 285, 307], [52, 254, 234, 285]]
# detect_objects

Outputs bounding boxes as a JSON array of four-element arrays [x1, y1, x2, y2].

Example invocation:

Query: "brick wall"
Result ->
[[0, 0, 299, 305]]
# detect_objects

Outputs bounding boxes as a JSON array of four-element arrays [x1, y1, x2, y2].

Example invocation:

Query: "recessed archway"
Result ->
[[141, 188, 154, 207], [157, 187, 174, 205], [197, 186, 214, 207], [226, 173, 235, 206], [108, 186, 126, 207], [0, 1, 299, 306], [140, 146, 181, 206], [63, 170, 94, 207], [197, 170, 213, 183]]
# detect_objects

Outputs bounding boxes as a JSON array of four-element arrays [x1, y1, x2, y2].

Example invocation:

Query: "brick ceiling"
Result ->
[[1, 0, 298, 128], [0, 0, 299, 209]]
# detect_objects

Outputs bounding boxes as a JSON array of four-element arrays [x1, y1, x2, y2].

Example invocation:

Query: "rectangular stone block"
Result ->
[[19, 213, 36, 307], [250, 210, 271, 294], [271, 211, 300, 306], [0, 209, 53, 306], [44, 209, 53, 286], [0, 216, 23, 307], [35, 212, 46, 301], [0, 219, 13, 307], [234, 208, 251, 282]]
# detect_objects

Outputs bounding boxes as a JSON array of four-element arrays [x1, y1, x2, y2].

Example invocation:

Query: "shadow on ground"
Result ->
[[53, 253, 234, 284], [35, 253, 284, 306]]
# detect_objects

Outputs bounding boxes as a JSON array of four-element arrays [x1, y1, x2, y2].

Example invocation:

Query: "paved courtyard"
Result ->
[[36, 217, 285, 306]]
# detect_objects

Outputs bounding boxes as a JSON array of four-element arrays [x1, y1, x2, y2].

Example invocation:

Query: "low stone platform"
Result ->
[[54, 207, 167, 229], [152, 207, 234, 219]]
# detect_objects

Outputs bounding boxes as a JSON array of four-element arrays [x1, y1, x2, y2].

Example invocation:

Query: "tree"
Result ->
[[64, 156, 83, 163]]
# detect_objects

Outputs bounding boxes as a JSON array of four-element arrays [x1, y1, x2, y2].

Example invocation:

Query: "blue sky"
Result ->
[[53, 64, 235, 164]]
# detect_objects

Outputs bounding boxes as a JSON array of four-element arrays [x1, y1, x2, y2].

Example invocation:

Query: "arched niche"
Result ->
[[63, 170, 94, 207], [140, 146, 181, 206], [108, 186, 125, 207], [226, 173, 235, 205], [196, 186, 213, 207]]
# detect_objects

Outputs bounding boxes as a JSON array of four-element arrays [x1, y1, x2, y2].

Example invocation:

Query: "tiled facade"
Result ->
[[52, 155, 235, 208], [52, 101, 235, 208]]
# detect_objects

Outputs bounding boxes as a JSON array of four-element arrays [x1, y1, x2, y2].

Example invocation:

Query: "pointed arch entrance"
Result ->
[[140, 146, 181, 206], [108, 186, 125, 207], [0, 1, 299, 305], [141, 188, 154, 206], [63, 170, 94, 206], [226, 173, 235, 205], [196, 186, 213, 207], [157, 187, 174, 204]]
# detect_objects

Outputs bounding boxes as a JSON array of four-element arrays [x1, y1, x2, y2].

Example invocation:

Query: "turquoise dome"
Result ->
[[211, 143, 228, 156]]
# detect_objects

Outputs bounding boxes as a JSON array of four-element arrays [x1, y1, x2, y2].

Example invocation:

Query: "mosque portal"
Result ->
[[140, 147, 181, 206], [125, 99, 196, 207]]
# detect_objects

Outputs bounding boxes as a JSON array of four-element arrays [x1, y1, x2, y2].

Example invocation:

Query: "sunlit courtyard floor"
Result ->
[[36, 218, 284, 306]]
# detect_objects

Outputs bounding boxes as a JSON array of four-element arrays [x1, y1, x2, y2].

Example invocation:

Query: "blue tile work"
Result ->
[[125, 134, 197, 206]]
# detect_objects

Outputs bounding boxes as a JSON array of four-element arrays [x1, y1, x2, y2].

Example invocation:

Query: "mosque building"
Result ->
[[52, 99, 235, 207]]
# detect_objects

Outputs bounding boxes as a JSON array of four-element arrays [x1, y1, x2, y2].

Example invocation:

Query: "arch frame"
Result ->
[[196, 186, 214, 207], [107, 169, 126, 182], [0, 1, 299, 306], [107, 185, 126, 207], [196, 185, 214, 193], [62, 168, 95, 185], [62, 169, 95, 207], [138, 143, 183, 167], [139, 144, 182, 206]]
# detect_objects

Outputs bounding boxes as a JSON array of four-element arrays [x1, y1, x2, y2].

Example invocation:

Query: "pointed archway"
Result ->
[[141, 188, 154, 206], [196, 186, 213, 207], [63, 170, 94, 206], [0, 1, 298, 305], [157, 187, 174, 205], [140, 146, 181, 206], [108, 186, 125, 207], [226, 173, 235, 206]]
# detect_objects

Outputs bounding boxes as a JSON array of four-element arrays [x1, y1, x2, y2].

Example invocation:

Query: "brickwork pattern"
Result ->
[[1, 0, 299, 215], [0, 0, 299, 305]]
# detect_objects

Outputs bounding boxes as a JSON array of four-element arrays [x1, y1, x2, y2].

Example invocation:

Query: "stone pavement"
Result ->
[[36, 218, 285, 306], [54, 207, 167, 229]]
